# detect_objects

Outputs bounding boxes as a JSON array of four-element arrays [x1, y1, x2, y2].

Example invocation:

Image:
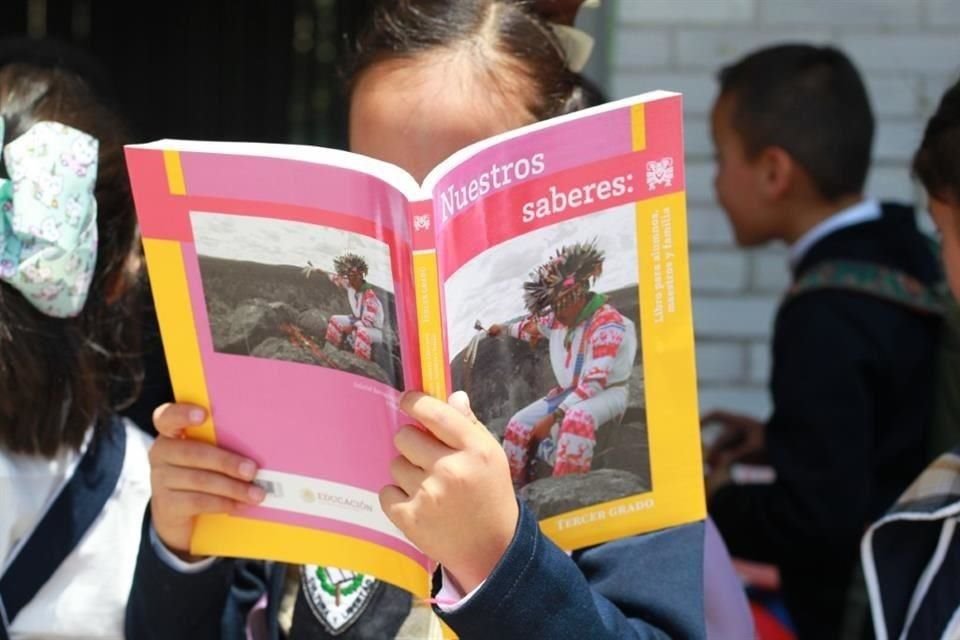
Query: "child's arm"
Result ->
[[487, 314, 547, 343], [148, 403, 266, 556], [381, 392, 705, 640], [126, 404, 269, 639], [438, 503, 705, 640], [125, 507, 239, 639]]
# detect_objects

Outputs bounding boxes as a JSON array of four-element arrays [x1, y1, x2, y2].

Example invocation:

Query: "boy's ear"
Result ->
[[757, 146, 794, 201]]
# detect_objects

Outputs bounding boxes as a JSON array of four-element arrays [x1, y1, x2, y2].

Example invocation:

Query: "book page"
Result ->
[[426, 93, 705, 551], [126, 143, 430, 595]]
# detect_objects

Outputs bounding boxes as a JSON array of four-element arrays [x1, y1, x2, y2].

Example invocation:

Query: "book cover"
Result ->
[[125, 90, 704, 598]]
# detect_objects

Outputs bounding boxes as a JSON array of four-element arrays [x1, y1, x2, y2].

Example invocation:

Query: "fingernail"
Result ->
[[188, 408, 206, 424], [248, 485, 266, 503], [238, 460, 257, 480]]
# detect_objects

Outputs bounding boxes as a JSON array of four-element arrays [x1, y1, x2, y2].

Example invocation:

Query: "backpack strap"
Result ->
[[0, 415, 127, 634], [787, 259, 945, 316]]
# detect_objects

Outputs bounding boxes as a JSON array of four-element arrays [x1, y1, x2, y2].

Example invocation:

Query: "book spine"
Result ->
[[410, 200, 448, 399]]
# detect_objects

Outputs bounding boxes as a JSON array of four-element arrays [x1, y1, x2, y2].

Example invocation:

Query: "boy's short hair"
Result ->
[[718, 44, 874, 201], [913, 76, 960, 203]]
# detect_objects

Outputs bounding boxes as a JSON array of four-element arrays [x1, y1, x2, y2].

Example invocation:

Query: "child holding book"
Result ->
[[0, 62, 152, 638], [702, 44, 942, 638], [128, 1, 750, 638]]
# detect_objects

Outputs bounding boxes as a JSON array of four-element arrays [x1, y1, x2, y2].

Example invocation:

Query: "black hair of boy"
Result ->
[[913, 76, 960, 203], [718, 44, 874, 201]]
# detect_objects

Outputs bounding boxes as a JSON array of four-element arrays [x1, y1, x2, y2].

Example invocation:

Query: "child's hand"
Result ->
[[149, 403, 265, 559], [380, 391, 519, 594]]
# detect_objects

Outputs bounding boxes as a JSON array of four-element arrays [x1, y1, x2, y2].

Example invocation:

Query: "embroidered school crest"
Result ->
[[301, 565, 380, 635]]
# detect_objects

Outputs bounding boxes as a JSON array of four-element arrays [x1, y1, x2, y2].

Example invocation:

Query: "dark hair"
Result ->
[[346, 0, 588, 121], [0, 64, 142, 457], [913, 76, 960, 204], [717, 44, 874, 201], [0, 37, 117, 107]]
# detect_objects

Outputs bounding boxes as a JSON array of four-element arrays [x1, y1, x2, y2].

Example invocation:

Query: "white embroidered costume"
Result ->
[[325, 274, 385, 361], [501, 301, 636, 487]]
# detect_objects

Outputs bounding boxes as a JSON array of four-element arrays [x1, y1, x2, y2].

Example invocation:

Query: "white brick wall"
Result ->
[[606, 0, 960, 417]]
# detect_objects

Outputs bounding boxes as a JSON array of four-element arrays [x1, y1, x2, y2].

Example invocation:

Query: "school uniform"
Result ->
[[126, 503, 709, 639], [709, 200, 942, 639], [0, 417, 152, 639]]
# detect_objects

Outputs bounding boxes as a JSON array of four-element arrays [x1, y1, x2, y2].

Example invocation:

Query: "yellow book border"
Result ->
[[142, 237, 216, 444], [192, 514, 430, 597], [540, 103, 705, 548], [413, 249, 448, 399]]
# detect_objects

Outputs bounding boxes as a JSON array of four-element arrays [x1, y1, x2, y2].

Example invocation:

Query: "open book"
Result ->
[[125, 90, 704, 598]]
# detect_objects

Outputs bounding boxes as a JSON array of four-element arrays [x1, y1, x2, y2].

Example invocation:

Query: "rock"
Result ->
[[519, 468, 649, 520], [486, 417, 509, 442], [250, 337, 321, 366], [268, 301, 300, 324], [216, 298, 292, 355], [371, 342, 403, 390], [296, 308, 329, 345], [320, 343, 392, 386], [196, 255, 398, 335], [451, 335, 554, 425], [626, 368, 646, 412], [196, 255, 404, 390], [593, 416, 649, 477]]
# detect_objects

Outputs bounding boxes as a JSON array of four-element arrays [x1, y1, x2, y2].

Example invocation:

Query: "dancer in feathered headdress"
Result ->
[[522, 240, 606, 318], [486, 239, 637, 487], [303, 252, 385, 361]]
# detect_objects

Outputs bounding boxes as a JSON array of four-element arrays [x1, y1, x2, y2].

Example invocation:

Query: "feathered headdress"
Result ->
[[523, 240, 604, 315], [333, 252, 368, 277]]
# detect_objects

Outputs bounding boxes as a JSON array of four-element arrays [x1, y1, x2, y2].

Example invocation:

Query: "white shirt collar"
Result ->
[[789, 198, 881, 269]]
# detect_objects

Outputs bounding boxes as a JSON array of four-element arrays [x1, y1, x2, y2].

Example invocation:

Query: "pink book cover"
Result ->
[[125, 90, 704, 598]]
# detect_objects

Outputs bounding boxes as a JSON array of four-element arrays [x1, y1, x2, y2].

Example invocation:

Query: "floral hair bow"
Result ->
[[0, 117, 99, 318]]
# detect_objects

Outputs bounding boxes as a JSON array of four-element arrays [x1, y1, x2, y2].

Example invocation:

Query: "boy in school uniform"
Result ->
[[703, 44, 942, 639]]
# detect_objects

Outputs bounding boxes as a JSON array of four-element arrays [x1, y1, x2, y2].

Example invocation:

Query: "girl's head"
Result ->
[[0, 63, 141, 456], [347, 0, 592, 181], [913, 77, 960, 299]]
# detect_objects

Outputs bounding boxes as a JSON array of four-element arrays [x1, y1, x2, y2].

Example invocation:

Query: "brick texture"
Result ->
[[604, 0, 956, 414]]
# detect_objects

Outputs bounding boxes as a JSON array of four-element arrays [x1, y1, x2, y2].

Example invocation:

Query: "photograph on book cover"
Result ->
[[190, 212, 404, 390], [446, 204, 649, 519]]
